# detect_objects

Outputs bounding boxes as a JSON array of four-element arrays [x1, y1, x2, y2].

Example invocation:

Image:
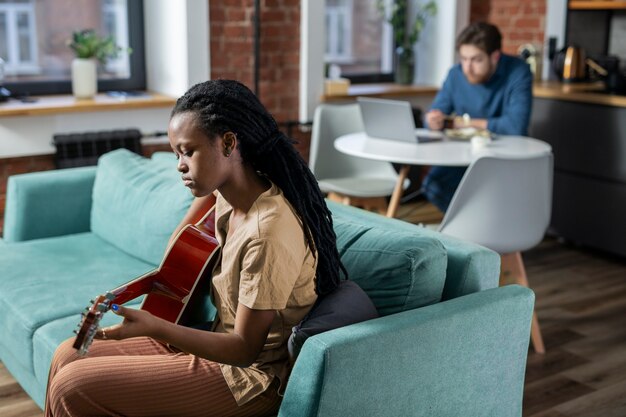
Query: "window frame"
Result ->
[[325, 0, 353, 63], [0, 1, 39, 75], [3, 0, 146, 96]]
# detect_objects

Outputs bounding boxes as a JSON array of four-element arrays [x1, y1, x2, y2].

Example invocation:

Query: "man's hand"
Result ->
[[426, 109, 445, 131], [96, 305, 165, 341]]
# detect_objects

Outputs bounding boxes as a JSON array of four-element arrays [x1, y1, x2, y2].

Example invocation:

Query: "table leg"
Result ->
[[386, 164, 410, 218]]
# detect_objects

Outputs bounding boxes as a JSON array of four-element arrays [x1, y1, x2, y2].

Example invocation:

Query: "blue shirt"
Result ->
[[430, 54, 533, 135]]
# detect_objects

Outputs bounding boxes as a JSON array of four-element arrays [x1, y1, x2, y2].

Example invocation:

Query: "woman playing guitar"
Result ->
[[45, 80, 346, 417]]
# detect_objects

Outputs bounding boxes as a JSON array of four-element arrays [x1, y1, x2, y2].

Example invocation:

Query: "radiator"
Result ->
[[52, 129, 143, 168]]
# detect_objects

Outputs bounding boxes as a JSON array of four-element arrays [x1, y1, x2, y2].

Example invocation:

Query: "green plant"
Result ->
[[68, 29, 130, 64], [378, 0, 437, 50]]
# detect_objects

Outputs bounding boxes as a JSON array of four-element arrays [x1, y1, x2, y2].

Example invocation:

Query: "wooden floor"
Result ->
[[2, 201, 626, 416]]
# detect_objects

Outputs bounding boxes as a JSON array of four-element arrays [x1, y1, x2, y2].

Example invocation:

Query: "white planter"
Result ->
[[71, 58, 97, 99]]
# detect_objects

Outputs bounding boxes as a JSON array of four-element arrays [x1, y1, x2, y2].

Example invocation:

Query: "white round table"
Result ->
[[334, 129, 552, 217]]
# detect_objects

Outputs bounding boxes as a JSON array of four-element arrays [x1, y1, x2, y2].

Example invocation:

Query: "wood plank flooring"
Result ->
[[1, 201, 625, 416]]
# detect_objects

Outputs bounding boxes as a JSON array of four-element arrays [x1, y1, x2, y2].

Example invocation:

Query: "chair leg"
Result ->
[[501, 252, 546, 354], [326, 192, 388, 214]]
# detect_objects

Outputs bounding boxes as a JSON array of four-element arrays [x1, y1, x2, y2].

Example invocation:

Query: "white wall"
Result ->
[[415, 0, 469, 85], [145, 0, 210, 97], [542, 0, 567, 80], [0, 108, 172, 158], [0, 0, 210, 158], [299, 0, 326, 123]]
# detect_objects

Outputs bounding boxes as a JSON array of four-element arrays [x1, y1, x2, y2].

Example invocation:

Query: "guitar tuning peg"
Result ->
[[90, 299, 95, 304], [73, 330, 78, 334], [84, 307, 89, 311]]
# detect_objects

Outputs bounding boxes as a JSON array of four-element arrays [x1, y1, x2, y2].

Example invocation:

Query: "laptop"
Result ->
[[357, 97, 442, 143]]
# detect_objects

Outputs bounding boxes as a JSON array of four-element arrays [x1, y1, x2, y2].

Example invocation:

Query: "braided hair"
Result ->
[[171, 79, 347, 295]]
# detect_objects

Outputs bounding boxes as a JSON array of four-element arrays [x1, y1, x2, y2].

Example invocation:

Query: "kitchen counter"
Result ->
[[532, 81, 626, 107], [530, 83, 626, 258], [321, 81, 626, 108]]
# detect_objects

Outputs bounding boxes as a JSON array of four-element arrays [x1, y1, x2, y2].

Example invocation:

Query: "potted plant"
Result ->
[[67, 29, 128, 99], [378, 0, 437, 84]]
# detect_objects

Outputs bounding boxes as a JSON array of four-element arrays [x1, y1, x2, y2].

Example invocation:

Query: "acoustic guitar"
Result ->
[[73, 194, 220, 356]]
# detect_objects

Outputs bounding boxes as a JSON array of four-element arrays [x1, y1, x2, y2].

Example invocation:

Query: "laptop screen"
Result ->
[[357, 97, 418, 143]]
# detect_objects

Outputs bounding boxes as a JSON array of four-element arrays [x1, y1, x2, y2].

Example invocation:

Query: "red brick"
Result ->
[[262, 10, 286, 23], [515, 17, 541, 29], [223, 25, 253, 38], [226, 8, 247, 22]]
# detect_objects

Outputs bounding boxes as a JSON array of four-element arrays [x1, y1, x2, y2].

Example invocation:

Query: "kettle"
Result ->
[[553, 46, 587, 82]]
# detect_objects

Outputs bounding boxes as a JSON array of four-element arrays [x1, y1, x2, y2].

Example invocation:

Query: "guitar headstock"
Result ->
[[72, 292, 115, 356]]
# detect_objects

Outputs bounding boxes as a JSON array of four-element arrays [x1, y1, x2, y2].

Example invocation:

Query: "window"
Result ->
[[0, 0, 145, 95], [324, 0, 393, 83], [0, 0, 38, 75], [325, 0, 353, 63]]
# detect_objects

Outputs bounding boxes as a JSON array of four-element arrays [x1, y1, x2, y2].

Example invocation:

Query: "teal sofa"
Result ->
[[0, 149, 534, 416]]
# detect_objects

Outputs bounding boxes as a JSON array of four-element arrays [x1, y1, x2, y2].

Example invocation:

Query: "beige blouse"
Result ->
[[211, 183, 317, 406]]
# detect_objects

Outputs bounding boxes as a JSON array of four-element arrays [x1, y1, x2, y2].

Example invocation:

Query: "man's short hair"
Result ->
[[456, 22, 502, 55]]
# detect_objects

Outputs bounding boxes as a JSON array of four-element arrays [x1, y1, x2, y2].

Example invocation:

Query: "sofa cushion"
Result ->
[[327, 200, 499, 301], [91, 149, 194, 265], [288, 280, 379, 361], [0, 233, 154, 373], [332, 217, 447, 316]]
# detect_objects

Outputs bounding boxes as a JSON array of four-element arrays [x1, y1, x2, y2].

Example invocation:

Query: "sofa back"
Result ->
[[91, 149, 194, 265], [327, 201, 500, 300]]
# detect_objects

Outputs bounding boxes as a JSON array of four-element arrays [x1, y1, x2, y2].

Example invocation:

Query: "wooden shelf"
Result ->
[[321, 83, 439, 102], [0, 92, 176, 117], [569, 1, 626, 10]]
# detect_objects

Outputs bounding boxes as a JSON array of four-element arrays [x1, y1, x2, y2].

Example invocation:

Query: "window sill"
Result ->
[[0, 92, 176, 118], [321, 83, 439, 102]]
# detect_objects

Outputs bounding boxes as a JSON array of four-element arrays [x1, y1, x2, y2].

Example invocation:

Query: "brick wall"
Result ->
[[209, 0, 310, 158], [470, 0, 546, 55]]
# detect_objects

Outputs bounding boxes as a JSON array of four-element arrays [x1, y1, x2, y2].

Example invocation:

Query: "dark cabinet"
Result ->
[[530, 97, 626, 256]]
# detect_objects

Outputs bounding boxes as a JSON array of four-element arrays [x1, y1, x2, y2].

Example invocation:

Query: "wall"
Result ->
[[470, 0, 546, 55], [209, 0, 309, 159], [209, 0, 301, 124], [144, 0, 210, 97]]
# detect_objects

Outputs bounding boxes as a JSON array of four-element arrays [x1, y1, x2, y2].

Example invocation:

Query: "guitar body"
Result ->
[[73, 194, 220, 355]]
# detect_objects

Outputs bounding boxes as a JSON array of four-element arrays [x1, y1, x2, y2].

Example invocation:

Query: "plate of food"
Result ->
[[444, 127, 494, 141]]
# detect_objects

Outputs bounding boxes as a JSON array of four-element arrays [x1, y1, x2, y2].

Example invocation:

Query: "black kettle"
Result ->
[[553, 46, 587, 82]]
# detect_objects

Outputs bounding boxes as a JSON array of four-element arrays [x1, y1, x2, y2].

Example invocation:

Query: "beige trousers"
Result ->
[[45, 337, 281, 417]]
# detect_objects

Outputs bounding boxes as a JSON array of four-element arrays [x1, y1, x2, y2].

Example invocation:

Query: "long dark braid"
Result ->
[[171, 80, 347, 295]]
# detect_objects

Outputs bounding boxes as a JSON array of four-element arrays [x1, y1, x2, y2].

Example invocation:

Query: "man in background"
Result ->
[[422, 22, 533, 212]]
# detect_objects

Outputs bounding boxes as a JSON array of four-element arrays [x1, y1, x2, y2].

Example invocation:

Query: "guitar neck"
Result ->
[[107, 270, 158, 306]]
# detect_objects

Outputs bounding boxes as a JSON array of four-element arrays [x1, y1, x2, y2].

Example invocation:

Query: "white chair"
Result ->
[[309, 103, 409, 213], [438, 153, 554, 354]]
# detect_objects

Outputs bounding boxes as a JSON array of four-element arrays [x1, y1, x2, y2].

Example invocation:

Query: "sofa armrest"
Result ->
[[3, 166, 97, 242], [279, 285, 533, 417]]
